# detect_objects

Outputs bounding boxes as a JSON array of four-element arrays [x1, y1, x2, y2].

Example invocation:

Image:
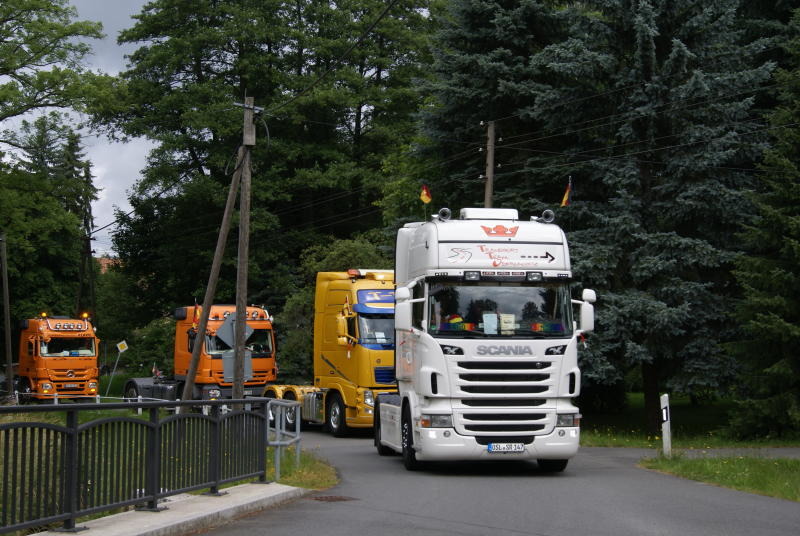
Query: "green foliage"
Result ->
[[275, 236, 391, 382], [417, 0, 775, 431], [93, 0, 437, 324], [94, 266, 142, 347], [120, 317, 176, 375], [0, 0, 103, 124], [729, 9, 800, 439]]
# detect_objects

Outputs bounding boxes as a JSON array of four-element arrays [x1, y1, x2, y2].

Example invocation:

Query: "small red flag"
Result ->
[[560, 177, 572, 207], [420, 184, 432, 204]]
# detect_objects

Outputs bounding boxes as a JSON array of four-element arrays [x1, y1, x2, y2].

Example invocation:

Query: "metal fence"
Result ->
[[0, 397, 300, 534]]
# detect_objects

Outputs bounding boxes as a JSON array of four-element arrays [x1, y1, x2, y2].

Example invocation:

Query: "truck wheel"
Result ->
[[373, 402, 394, 456], [283, 392, 298, 430], [15, 378, 32, 404], [401, 406, 419, 470], [537, 459, 568, 472], [326, 392, 349, 437], [124, 383, 139, 401], [263, 390, 277, 425]]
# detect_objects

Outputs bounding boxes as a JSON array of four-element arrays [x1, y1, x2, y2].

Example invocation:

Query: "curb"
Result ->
[[32, 483, 311, 536]]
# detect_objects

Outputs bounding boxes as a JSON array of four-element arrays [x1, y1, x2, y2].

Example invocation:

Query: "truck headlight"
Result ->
[[363, 389, 374, 407], [40, 382, 53, 392], [88, 381, 98, 389], [420, 414, 452, 428], [556, 413, 581, 427], [208, 388, 221, 399]]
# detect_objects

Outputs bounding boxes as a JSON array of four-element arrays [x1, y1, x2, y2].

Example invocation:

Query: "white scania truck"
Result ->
[[373, 207, 596, 471]]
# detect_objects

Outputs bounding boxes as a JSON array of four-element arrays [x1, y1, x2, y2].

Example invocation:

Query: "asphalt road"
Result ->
[[201, 429, 800, 536]]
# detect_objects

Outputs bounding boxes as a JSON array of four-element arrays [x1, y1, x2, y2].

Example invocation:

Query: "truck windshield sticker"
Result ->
[[483, 313, 498, 334], [440, 244, 563, 269], [481, 225, 518, 237], [357, 289, 394, 305]]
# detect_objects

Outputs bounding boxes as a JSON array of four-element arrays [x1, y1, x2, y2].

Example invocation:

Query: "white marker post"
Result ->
[[106, 340, 128, 397], [660, 393, 672, 457]]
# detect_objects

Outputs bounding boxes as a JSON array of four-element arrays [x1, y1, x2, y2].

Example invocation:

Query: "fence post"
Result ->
[[274, 406, 282, 482], [295, 403, 301, 468], [258, 401, 269, 483], [205, 404, 224, 496], [60, 409, 84, 531], [137, 407, 164, 512]]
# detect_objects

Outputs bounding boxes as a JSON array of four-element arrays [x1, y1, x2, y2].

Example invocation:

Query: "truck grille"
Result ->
[[454, 359, 553, 398], [448, 356, 555, 436], [374, 366, 395, 384]]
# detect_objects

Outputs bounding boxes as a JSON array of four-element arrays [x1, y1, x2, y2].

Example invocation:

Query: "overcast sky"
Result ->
[[70, 0, 151, 256]]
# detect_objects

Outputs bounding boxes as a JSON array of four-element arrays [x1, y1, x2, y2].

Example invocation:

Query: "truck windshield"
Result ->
[[205, 328, 274, 357], [40, 337, 96, 357], [427, 281, 573, 339], [357, 314, 394, 345]]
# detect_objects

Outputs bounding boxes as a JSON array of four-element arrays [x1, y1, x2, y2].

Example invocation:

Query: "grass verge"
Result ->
[[641, 455, 800, 502], [267, 446, 339, 489], [581, 393, 800, 448]]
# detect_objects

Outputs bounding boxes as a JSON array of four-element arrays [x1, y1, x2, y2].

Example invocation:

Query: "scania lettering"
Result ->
[[374, 207, 596, 472], [265, 270, 396, 436]]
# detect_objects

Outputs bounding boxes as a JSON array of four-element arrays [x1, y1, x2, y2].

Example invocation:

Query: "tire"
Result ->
[[264, 390, 277, 425], [401, 406, 419, 470], [373, 401, 394, 456], [124, 383, 139, 401], [326, 392, 349, 437], [15, 377, 32, 404], [537, 459, 568, 472], [283, 392, 298, 430]]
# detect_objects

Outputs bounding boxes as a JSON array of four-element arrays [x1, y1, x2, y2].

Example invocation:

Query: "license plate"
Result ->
[[244, 390, 253, 395], [64, 383, 79, 388], [488, 442, 525, 453]]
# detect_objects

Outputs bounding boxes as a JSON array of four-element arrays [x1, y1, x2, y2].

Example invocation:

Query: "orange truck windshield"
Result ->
[[40, 337, 96, 357]]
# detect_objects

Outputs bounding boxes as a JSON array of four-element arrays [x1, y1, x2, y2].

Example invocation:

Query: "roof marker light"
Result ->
[[526, 272, 543, 282], [464, 271, 480, 281]]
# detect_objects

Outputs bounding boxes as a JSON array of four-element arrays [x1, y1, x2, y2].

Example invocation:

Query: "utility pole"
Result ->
[[483, 120, 495, 208], [180, 97, 257, 405], [1, 233, 13, 397], [233, 96, 256, 402]]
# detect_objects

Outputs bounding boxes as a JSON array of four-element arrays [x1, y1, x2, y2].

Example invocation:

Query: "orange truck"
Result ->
[[14, 313, 100, 400], [123, 304, 277, 400]]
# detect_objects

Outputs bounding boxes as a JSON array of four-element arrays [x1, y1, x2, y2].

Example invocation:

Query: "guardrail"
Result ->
[[0, 397, 300, 534]]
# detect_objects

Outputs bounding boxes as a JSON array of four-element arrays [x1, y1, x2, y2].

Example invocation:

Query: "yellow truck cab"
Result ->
[[266, 269, 395, 436], [14, 313, 100, 401]]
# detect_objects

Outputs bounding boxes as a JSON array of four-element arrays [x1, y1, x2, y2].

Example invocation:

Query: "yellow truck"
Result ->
[[265, 269, 395, 436]]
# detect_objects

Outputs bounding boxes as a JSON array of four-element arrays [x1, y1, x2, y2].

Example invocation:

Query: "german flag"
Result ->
[[560, 177, 572, 207]]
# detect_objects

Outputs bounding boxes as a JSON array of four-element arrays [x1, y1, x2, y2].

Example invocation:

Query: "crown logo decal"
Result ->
[[481, 225, 519, 237]]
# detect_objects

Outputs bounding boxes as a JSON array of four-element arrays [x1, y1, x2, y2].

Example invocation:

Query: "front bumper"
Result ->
[[413, 426, 580, 461]]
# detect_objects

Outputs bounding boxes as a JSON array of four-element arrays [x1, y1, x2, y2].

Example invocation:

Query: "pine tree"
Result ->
[[730, 9, 800, 438], [418, 0, 775, 428]]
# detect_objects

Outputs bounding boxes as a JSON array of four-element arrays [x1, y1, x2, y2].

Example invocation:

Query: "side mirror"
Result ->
[[395, 286, 410, 301], [582, 288, 596, 304], [336, 316, 356, 347], [580, 302, 594, 333], [395, 301, 412, 332]]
